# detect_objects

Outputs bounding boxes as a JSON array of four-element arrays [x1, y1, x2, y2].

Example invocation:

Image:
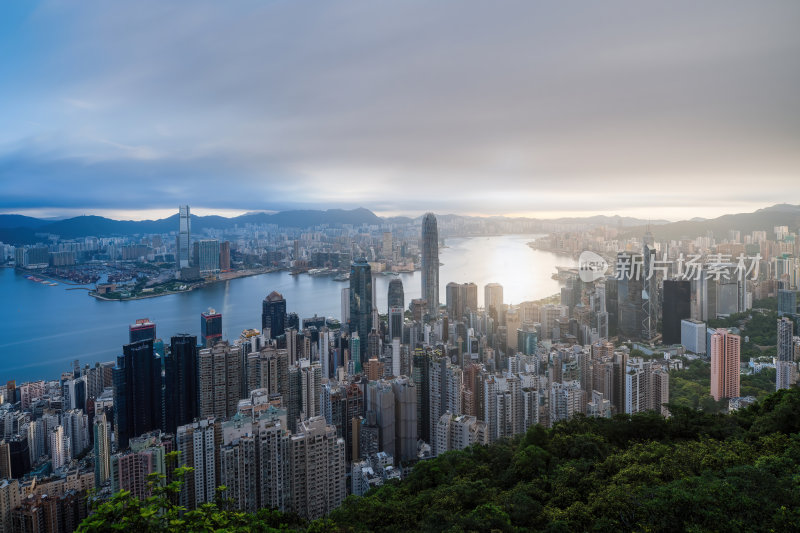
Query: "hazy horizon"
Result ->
[[0, 201, 796, 224]]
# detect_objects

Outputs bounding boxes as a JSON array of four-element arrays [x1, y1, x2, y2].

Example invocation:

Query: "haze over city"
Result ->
[[2, 1, 799, 220]]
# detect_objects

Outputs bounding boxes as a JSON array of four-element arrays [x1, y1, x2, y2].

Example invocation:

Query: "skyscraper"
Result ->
[[366, 380, 395, 457], [446, 282, 462, 320], [382, 232, 393, 258], [350, 333, 361, 374], [616, 252, 645, 341], [662, 280, 691, 345], [681, 319, 707, 355], [421, 213, 439, 317], [289, 417, 346, 521], [388, 278, 404, 314], [197, 342, 241, 420], [164, 334, 199, 434], [219, 241, 231, 271], [641, 234, 659, 340], [412, 348, 432, 442], [389, 306, 404, 342], [777, 317, 795, 390], [113, 338, 161, 449], [349, 258, 373, 366], [197, 240, 220, 274], [93, 412, 111, 488], [262, 291, 287, 339], [201, 309, 222, 347], [710, 328, 741, 401], [218, 414, 259, 513], [484, 283, 503, 316], [49, 426, 69, 470], [178, 205, 191, 268], [463, 282, 478, 314], [129, 318, 156, 344], [391, 376, 417, 462], [176, 418, 219, 510], [341, 288, 350, 325]]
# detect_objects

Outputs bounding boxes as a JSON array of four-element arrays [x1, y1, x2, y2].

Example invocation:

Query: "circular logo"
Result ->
[[578, 251, 609, 283]]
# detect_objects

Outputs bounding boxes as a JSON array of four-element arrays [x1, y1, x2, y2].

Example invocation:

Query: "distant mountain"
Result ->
[[623, 204, 800, 240], [550, 214, 669, 227], [0, 214, 52, 229], [383, 216, 415, 225], [2, 204, 797, 246], [0, 208, 386, 244]]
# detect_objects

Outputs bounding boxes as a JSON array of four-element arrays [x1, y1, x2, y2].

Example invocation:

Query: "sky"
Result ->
[[1, 1, 799, 221]]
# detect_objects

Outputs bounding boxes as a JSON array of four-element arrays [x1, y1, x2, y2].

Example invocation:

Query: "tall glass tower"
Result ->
[[262, 291, 287, 339], [178, 205, 191, 268], [388, 278, 404, 313], [421, 213, 439, 317], [349, 258, 373, 366], [388, 278, 405, 341]]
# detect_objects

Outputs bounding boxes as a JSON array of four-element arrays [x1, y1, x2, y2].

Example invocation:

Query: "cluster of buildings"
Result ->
[[1, 214, 799, 532]]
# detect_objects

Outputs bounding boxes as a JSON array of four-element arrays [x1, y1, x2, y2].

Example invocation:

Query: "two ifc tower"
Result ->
[[421, 212, 439, 316]]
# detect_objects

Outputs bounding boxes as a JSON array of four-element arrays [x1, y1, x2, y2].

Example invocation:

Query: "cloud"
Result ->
[[0, 0, 799, 217]]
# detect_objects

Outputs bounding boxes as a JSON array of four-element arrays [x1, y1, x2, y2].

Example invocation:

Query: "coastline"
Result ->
[[88, 267, 284, 301]]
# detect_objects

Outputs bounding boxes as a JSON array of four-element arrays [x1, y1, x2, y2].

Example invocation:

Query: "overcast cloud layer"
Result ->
[[1, 1, 799, 219]]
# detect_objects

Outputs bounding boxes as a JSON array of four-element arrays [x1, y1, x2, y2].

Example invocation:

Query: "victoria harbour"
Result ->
[[0, 234, 572, 383]]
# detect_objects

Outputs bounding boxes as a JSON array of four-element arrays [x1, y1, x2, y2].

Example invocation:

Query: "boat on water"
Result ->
[[382, 271, 399, 276], [333, 273, 349, 282]]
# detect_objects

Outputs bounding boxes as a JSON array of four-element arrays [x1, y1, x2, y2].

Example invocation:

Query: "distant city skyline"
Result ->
[[1, 2, 799, 220], [1, 201, 798, 224]]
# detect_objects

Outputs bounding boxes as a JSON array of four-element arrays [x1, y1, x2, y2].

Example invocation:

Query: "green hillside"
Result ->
[[79, 387, 800, 532]]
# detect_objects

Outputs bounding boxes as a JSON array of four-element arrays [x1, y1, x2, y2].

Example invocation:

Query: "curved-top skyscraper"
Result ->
[[421, 213, 439, 316], [387, 278, 404, 314]]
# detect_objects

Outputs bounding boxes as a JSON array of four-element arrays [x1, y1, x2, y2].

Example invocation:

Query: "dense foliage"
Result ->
[[78, 463, 307, 533], [80, 387, 800, 532], [669, 358, 776, 413], [708, 306, 795, 362]]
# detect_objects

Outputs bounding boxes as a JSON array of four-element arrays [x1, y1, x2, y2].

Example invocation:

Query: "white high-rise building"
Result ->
[[681, 319, 707, 354], [49, 425, 71, 470], [392, 338, 401, 378], [176, 418, 218, 509], [550, 381, 585, 424], [25, 420, 45, 465], [435, 412, 488, 456], [62, 409, 89, 457], [319, 328, 332, 379], [341, 288, 350, 325]]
